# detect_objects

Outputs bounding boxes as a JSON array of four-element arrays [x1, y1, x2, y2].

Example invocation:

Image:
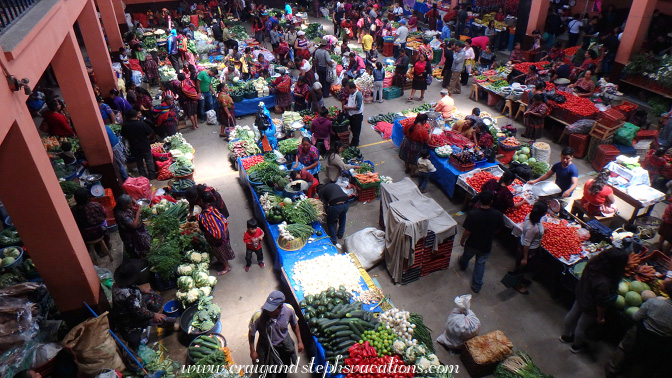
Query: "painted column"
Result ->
[[0, 114, 105, 323], [111, 0, 126, 27], [615, 0, 657, 65], [95, 0, 124, 52], [78, 0, 117, 94], [451, 0, 458, 9], [526, 0, 550, 35]]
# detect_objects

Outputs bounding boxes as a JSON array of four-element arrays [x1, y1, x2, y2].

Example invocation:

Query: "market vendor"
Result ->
[[435, 89, 455, 119], [186, 184, 229, 219], [476, 44, 497, 73], [294, 31, 311, 60], [393, 49, 410, 96], [114, 194, 151, 258], [541, 42, 565, 62], [528, 147, 579, 199], [475, 122, 495, 149], [72, 187, 110, 249], [549, 58, 571, 83], [481, 170, 525, 214], [324, 141, 360, 184], [111, 259, 172, 351], [346, 52, 366, 79], [580, 168, 616, 216], [451, 118, 476, 143], [153, 95, 179, 137], [568, 70, 596, 98], [310, 107, 334, 154], [522, 94, 550, 140], [509, 42, 524, 64], [272, 67, 293, 113], [293, 137, 321, 177], [399, 114, 431, 176], [276, 37, 291, 67], [289, 169, 318, 198], [255, 53, 270, 78], [198, 193, 235, 275], [248, 290, 304, 377], [293, 76, 310, 111], [217, 84, 235, 137]]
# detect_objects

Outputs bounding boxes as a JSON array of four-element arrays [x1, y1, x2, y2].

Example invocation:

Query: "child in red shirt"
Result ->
[[244, 219, 265, 271]]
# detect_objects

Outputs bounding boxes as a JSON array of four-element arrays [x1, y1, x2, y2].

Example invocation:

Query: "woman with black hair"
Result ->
[[523, 94, 550, 140], [114, 194, 150, 258], [324, 141, 360, 184], [561, 248, 629, 353], [399, 113, 430, 176], [481, 170, 525, 214], [580, 168, 616, 216], [511, 201, 548, 295], [197, 192, 235, 275]]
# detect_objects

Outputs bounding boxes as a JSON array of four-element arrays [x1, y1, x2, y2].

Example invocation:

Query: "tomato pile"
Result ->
[[614, 102, 637, 114], [428, 133, 450, 147], [240, 155, 264, 170], [399, 117, 415, 128], [466, 171, 498, 191], [303, 115, 316, 126], [444, 130, 474, 146], [344, 342, 414, 378], [541, 221, 583, 259], [564, 46, 580, 57], [513, 61, 549, 73], [504, 198, 533, 224], [506, 178, 524, 193], [552, 91, 598, 116], [545, 82, 556, 91]]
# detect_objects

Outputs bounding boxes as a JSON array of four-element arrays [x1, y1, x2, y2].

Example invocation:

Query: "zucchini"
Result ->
[[346, 310, 367, 318], [188, 347, 208, 359], [348, 322, 362, 337], [336, 339, 356, 350], [326, 325, 350, 333], [352, 321, 366, 334], [305, 295, 314, 305], [334, 330, 354, 338], [326, 303, 335, 311], [197, 336, 220, 349]]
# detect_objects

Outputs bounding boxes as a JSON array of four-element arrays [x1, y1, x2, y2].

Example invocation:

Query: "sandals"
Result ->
[[418, 97, 424, 102], [407, 97, 414, 101], [217, 268, 231, 276]]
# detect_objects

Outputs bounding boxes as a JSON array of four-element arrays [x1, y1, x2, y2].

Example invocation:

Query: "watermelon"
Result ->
[[629, 281, 647, 294], [613, 295, 626, 309], [617, 280, 629, 296], [625, 306, 639, 319], [625, 291, 642, 307]]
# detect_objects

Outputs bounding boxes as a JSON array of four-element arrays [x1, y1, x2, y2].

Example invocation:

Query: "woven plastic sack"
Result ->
[[532, 142, 551, 164], [344, 227, 386, 270], [614, 123, 640, 146], [62, 312, 125, 377], [206, 109, 218, 125], [567, 119, 595, 134], [436, 294, 481, 348], [122, 177, 151, 200]]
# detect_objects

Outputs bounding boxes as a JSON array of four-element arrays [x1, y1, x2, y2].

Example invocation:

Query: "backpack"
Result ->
[[178, 38, 188, 53], [181, 79, 199, 100]]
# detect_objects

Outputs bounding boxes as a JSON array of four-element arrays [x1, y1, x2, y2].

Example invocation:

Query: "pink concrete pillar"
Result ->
[[615, 0, 657, 64], [78, 0, 118, 94], [0, 116, 102, 315], [451, 0, 458, 9], [526, 0, 550, 35], [112, 0, 126, 27], [96, 0, 124, 52], [52, 30, 114, 167]]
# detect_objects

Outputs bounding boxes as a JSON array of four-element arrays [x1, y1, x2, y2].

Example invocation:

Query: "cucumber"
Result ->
[[348, 322, 362, 337], [336, 339, 356, 350], [326, 325, 350, 333], [198, 336, 220, 348], [333, 330, 354, 338], [352, 321, 366, 334], [188, 347, 208, 359], [346, 310, 367, 318]]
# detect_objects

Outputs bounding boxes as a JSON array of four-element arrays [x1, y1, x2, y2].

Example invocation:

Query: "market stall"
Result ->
[[605, 157, 666, 221]]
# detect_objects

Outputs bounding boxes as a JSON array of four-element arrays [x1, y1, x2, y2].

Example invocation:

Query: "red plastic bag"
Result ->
[[123, 177, 152, 200], [151, 195, 177, 205], [156, 160, 173, 181]]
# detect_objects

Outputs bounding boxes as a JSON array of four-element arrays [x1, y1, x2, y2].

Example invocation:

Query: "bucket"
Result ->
[[163, 299, 182, 318], [498, 149, 516, 164], [0, 246, 23, 269]]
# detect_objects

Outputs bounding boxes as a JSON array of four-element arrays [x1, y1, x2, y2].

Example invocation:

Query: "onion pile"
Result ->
[[292, 254, 364, 296], [379, 308, 416, 344]]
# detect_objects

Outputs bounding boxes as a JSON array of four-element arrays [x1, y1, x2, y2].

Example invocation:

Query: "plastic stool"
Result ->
[[502, 99, 514, 119], [85, 236, 113, 264], [515, 103, 527, 121], [469, 84, 479, 101]]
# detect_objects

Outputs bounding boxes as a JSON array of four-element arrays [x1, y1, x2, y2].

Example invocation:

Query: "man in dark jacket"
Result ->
[[121, 110, 156, 179]]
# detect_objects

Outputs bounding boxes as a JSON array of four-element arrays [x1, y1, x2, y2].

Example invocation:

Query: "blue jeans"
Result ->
[[198, 91, 214, 119], [458, 245, 490, 291], [417, 171, 429, 191], [326, 202, 350, 244]]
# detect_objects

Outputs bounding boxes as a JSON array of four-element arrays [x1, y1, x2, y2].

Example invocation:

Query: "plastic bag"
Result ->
[[567, 119, 595, 134], [156, 159, 173, 181], [0, 297, 38, 354], [62, 312, 125, 377], [33, 342, 63, 367], [206, 109, 218, 125], [614, 123, 640, 146], [122, 177, 151, 200], [344, 228, 386, 269], [436, 294, 481, 349]]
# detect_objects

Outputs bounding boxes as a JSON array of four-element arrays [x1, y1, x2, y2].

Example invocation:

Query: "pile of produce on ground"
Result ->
[[494, 351, 554, 378], [229, 139, 261, 158], [188, 334, 228, 363], [189, 296, 221, 333], [169, 157, 195, 176], [292, 254, 366, 296]]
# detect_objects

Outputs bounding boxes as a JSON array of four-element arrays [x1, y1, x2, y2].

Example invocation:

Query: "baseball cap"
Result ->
[[399, 19, 407, 24], [262, 290, 285, 311]]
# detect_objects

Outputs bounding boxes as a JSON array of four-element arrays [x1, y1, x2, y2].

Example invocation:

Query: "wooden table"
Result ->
[[621, 79, 672, 100], [610, 185, 659, 222]]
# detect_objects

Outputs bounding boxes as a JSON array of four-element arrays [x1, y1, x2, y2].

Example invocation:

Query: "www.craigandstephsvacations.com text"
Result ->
[[180, 356, 459, 377]]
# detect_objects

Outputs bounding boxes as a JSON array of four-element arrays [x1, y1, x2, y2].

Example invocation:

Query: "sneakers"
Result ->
[[559, 335, 574, 344], [259, 262, 265, 268], [245, 266, 250, 272]]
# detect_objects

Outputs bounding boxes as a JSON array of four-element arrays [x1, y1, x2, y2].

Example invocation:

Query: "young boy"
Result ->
[[416, 149, 436, 193], [243, 219, 265, 271]]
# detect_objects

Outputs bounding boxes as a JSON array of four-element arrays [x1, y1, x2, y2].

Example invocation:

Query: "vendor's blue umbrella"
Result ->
[[83, 302, 163, 378]]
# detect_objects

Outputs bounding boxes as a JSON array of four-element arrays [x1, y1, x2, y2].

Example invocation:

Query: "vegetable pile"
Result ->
[[354, 172, 380, 185], [282, 198, 324, 224], [466, 171, 498, 191], [541, 221, 583, 259], [169, 157, 195, 176], [229, 139, 261, 158], [356, 162, 374, 174], [190, 296, 221, 332], [292, 254, 366, 296], [175, 250, 217, 305], [188, 334, 226, 362], [552, 91, 598, 116], [171, 179, 195, 191], [342, 146, 363, 162], [360, 325, 397, 356], [494, 351, 553, 378], [504, 198, 533, 224], [278, 138, 300, 155], [345, 343, 414, 378], [278, 222, 314, 242], [240, 155, 265, 170]]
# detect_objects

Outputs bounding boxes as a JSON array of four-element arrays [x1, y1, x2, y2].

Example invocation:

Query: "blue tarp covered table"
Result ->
[[234, 95, 276, 117], [429, 150, 497, 198]]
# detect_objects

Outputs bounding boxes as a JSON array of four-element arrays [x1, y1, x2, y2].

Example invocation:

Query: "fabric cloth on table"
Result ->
[[379, 178, 423, 222], [384, 196, 458, 283], [234, 95, 276, 116], [374, 121, 393, 140]]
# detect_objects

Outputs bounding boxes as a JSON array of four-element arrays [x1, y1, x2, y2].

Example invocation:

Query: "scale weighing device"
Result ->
[[521, 181, 565, 216], [84, 174, 105, 197]]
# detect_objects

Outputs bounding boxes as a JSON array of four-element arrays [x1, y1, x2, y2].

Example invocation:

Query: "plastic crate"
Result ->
[[614, 100, 638, 120], [569, 133, 590, 159], [642, 250, 672, 275], [597, 108, 625, 128], [91, 188, 117, 226], [592, 144, 620, 171], [355, 185, 378, 203], [383, 86, 402, 100], [634, 129, 658, 143], [401, 266, 421, 284], [421, 253, 450, 276]]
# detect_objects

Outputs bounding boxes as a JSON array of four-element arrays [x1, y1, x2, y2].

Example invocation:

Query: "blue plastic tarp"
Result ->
[[391, 118, 405, 147], [234, 95, 276, 117]]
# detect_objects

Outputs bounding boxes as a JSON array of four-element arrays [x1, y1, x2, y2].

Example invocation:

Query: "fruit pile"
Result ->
[[360, 324, 396, 356], [345, 343, 413, 378], [466, 171, 498, 191], [513, 61, 549, 73], [506, 178, 524, 193], [428, 133, 450, 147], [541, 221, 583, 259], [504, 198, 533, 224]]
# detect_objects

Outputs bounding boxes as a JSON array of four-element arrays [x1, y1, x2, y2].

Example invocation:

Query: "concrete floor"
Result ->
[[126, 16, 670, 377]]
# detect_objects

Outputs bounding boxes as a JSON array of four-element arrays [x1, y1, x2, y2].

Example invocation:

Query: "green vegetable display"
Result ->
[[171, 179, 196, 191], [304, 23, 323, 40], [190, 296, 221, 332], [529, 161, 549, 178], [278, 138, 300, 155], [356, 162, 374, 174], [494, 352, 554, 378], [188, 334, 225, 362], [0, 271, 25, 288], [282, 199, 321, 225], [401, 103, 433, 114], [285, 223, 315, 239], [341, 146, 363, 161], [169, 157, 195, 176], [409, 313, 434, 353], [184, 350, 230, 378], [368, 112, 397, 125], [0, 228, 21, 247], [60, 181, 81, 197]]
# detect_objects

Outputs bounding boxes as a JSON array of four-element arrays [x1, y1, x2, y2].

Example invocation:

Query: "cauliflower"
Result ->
[[415, 345, 427, 356], [200, 252, 210, 263], [175, 291, 188, 302], [207, 276, 217, 287], [189, 251, 202, 263], [393, 340, 407, 355], [177, 276, 194, 291], [415, 356, 431, 372], [199, 286, 212, 296], [405, 346, 418, 362], [196, 263, 210, 272], [186, 288, 201, 303], [194, 271, 209, 287], [427, 354, 440, 366], [177, 264, 193, 276]]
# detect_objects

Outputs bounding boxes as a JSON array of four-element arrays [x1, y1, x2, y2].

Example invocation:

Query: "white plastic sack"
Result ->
[[131, 70, 143, 86], [436, 294, 481, 349], [206, 110, 218, 125], [344, 227, 386, 270]]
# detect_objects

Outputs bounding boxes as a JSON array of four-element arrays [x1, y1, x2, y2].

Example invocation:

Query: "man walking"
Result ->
[[249, 291, 304, 378], [394, 19, 408, 58], [343, 82, 364, 147], [196, 67, 219, 122], [320, 183, 351, 249], [121, 110, 156, 179], [458, 190, 504, 293], [314, 41, 334, 98], [449, 42, 465, 94]]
